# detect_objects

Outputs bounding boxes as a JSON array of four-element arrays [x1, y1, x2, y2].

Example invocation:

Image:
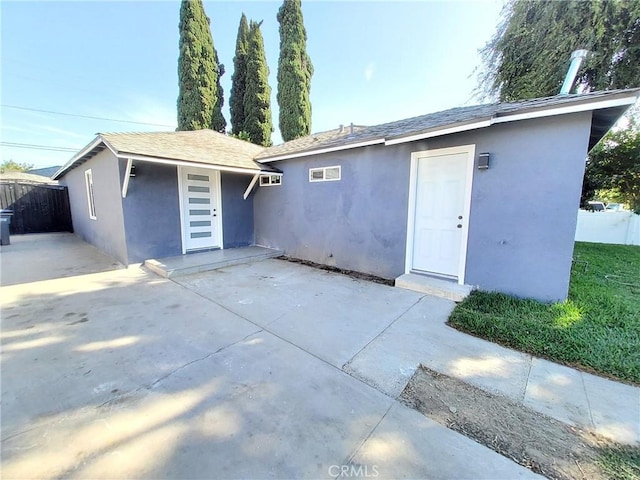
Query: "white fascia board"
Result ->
[[114, 153, 272, 175], [100, 136, 120, 156], [256, 138, 385, 163], [52, 135, 104, 179], [384, 120, 492, 146], [491, 96, 638, 124]]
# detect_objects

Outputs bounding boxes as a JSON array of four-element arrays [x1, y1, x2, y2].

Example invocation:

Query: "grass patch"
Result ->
[[597, 445, 640, 480], [449, 242, 640, 384]]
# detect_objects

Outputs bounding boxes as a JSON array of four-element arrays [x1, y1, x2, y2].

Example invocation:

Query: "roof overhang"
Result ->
[[384, 93, 638, 149], [256, 90, 639, 163], [256, 137, 385, 163], [53, 135, 277, 179], [112, 152, 277, 175]]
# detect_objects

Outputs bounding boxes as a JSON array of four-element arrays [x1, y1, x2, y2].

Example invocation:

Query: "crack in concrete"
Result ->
[[342, 295, 426, 371], [520, 355, 534, 402], [96, 328, 263, 408], [579, 372, 596, 429], [339, 402, 395, 477]]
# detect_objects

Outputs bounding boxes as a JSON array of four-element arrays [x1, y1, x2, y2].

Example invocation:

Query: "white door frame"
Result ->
[[405, 144, 475, 284], [177, 165, 224, 254]]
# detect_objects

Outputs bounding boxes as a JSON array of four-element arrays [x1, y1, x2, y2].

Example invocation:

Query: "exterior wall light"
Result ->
[[478, 153, 490, 170]]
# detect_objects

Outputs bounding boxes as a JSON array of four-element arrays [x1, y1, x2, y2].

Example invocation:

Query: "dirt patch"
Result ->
[[278, 256, 394, 286], [400, 365, 630, 480]]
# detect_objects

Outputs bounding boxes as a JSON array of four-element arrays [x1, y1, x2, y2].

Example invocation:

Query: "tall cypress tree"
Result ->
[[211, 48, 227, 133], [243, 21, 273, 146], [230, 14, 249, 135], [176, 0, 219, 131], [277, 0, 313, 141]]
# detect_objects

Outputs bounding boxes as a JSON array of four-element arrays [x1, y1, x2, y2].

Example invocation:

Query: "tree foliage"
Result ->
[[478, 0, 640, 101], [0, 160, 34, 173], [277, 0, 313, 142], [243, 20, 273, 147], [177, 0, 224, 131], [583, 122, 640, 213], [230, 14, 250, 136], [211, 49, 227, 133]]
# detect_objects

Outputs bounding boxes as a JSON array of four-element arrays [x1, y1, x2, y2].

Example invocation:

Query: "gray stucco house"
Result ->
[[54, 89, 639, 302]]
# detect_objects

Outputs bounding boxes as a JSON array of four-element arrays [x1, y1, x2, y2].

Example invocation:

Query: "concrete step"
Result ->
[[144, 246, 284, 278], [395, 273, 473, 302]]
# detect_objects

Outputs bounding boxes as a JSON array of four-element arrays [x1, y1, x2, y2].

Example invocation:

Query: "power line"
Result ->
[[1, 104, 175, 128], [0, 141, 79, 153]]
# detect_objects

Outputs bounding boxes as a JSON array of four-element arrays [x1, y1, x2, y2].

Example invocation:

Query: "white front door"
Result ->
[[411, 146, 473, 280], [179, 167, 221, 251]]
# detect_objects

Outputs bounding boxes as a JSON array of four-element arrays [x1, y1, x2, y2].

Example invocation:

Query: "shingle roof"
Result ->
[[0, 172, 59, 184], [256, 89, 640, 161], [54, 89, 639, 179], [54, 129, 277, 179], [101, 130, 270, 171]]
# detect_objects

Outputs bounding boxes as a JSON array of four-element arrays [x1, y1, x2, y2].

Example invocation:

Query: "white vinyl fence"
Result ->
[[575, 210, 640, 246]]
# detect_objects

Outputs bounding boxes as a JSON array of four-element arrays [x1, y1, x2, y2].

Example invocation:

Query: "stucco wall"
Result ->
[[221, 172, 254, 248], [254, 144, 410, 278], [120, 161, 182, 263], [254, 112, 593, 302], [60, 149, 128, 264], [425, 112, 592, 302]]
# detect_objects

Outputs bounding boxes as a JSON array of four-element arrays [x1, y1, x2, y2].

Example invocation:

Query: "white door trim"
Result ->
[[177, 166, 224, 254], [405, 144, 475, 284]]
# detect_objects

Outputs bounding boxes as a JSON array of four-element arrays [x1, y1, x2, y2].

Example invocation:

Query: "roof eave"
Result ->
[[114, 152, 279, 174], [256, 137, 385, 163], [52, 135, 107, 179]]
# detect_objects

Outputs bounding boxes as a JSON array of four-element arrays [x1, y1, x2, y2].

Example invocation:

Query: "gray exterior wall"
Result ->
[[120, 161, 182, 263], [254, 144, 411, 278], [221, 172, 254, 248], [60, 149, 128, 264], [62, 158, 257, 264], [254, 112, 593, 302]]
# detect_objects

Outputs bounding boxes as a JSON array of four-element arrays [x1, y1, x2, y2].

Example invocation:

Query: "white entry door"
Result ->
[[411, 147, 473, 280], [179, 167, 221, 251]]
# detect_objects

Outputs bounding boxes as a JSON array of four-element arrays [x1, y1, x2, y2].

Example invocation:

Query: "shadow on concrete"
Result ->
[[0, 233, 123, 286]]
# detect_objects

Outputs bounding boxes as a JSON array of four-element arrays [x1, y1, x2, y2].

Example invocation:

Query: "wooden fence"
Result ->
[[0, 181, 73, 234]]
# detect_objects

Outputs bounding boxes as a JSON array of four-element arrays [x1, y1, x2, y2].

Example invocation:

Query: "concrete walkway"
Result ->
[[2, 234, 637, 479], [1, 235, 539, 479], [343, 295, 640, 446], [177, 260, 640, 447]]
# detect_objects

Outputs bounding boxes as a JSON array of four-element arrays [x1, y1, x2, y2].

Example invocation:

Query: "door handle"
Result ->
[[457, 224, 462, 228]]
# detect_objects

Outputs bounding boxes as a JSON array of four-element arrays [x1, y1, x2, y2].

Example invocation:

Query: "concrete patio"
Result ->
[[1, 233, 637, 479], [144, 246, 283, 278]]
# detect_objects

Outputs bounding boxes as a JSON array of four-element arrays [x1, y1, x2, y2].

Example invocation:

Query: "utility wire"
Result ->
[[0, 141, 79, 153], [1, 104, 175, 128]]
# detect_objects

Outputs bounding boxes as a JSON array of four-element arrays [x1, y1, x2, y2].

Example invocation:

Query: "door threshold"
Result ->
[[410, 270, 458, 283], [396, 273, 473, 302], [186, 247, 221, 255]]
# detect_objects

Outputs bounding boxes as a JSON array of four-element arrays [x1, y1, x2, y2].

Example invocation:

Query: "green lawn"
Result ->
[[448, 242, 640, 384], [597, 445, 640, 480]]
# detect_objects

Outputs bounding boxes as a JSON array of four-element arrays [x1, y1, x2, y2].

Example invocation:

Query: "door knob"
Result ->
[[457, 224, 462, 228], [458, 216, 463, 220]]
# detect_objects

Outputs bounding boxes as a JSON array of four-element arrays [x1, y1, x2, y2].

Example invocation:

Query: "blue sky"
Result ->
[[1, 0, 504, 168]]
